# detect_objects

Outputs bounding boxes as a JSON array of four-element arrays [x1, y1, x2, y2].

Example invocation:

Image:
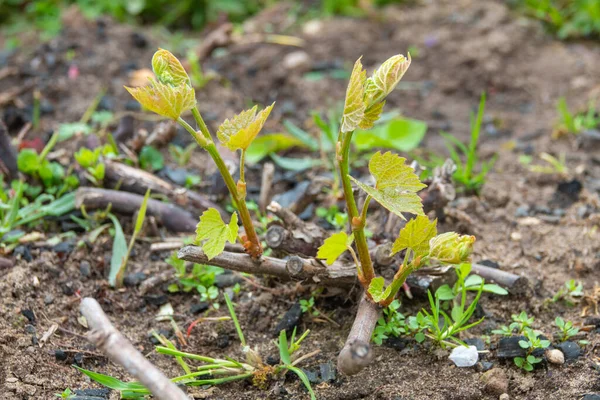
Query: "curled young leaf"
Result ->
[[350, 151, 426, 219], [358, 101, 385, 130], [195, 208, 239, 260], [217, 103, 275, 151], [152, 48, 191, 87], [341, 58, 367, 133], [391, 215, 437, 257], [125, 78, 196, 120], [365, 53, 411, 107], [316, 231, 354, 265], [429, 232, 476, 264]]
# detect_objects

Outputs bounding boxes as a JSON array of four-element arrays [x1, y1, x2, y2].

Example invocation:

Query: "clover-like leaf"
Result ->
[[125, 78, 196, 120], [391, 215, 437, 257], [341, 58, 366, 133], [195, 208, 239, 260], [358, 101, 385, 130], [429, 232, 476, 264], [349, 151, 426, 219], [152, 48, 191, 87], [365, 53, 411, 107], [217, 103, 275, 151], [317, 232, 354, 265]]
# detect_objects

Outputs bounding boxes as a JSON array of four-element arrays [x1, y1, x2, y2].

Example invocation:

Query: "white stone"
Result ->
[[449, 345, 479, 367], [546, 349, 565, 365]]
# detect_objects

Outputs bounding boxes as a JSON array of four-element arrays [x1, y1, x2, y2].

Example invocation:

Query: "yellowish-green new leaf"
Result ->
[[368, 277, 393, 303], [429, 232, 476, 264], [125, 78, 196, 120], [341, 58, 367, 133], [317, 232, 354, 265], [195, 208, 239, 260], [365, 53, 411, 106], [152, 48, 191, 87], [350, 151, 426, 219], [217, 103, 275, 151], [391, 215, 437, 257], [358, 101, 385, 130]]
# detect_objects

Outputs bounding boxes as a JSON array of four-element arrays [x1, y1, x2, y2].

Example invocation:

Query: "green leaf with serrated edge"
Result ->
[[316, 231, 353, 265], [125, 78, 196, 120], [391, 215, 437, 256], [350, 151, 426, 219], [365, 53, 411, 106], [341, 58, 366, 133], [217, 103, 274, 151], [358, 101, 385, 130], [195, 208, 239, 260], [152, 48, 191, 87]]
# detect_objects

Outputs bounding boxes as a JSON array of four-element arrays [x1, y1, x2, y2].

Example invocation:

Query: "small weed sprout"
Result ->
[[554, 97, 600, 137], [169, 143, 197, 166], [54, 388, 74, 399], [546, 279, 584, 306], [514, 328, 550, 372], [493, 311, 535, 336], [300, 296, 319, 317], [554, 317, 579, 342], [415, 282, 485, 349], [441, 93, 496, 194]]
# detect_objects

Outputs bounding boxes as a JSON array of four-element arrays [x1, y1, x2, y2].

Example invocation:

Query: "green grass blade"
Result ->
[[466, 93, 485, 177], [107, 213, 127, 287], [224, 293, 246, 347], [286, 366, 316, 400], [73, 366, 149, 394], [278, 330, 292, 365]]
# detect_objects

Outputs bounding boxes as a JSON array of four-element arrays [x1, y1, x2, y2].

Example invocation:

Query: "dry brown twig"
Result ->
[[79, 297, 188, 400]]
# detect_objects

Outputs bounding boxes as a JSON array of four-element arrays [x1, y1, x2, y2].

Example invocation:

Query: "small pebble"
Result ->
[[55, 349, 68, 361], [481, 368, 508, 395], [21, 309, 35, 324], [556, 341, 581, 362], [449, 345, 478, 367], [189, 302, 209, 315], [500, 394, 509, 400], [274, 302, 302, 336], [79, 261, 91, 278], [545, 349, 564, 365], [44, 294, 54, 305]]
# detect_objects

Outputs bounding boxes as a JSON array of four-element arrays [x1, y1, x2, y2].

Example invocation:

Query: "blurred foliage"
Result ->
[[515, 0, 600, 39], [1, 0, 407, 48]]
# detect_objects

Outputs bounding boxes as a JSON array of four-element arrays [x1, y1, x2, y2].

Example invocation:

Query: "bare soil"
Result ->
[[1, 0, 600, 399]]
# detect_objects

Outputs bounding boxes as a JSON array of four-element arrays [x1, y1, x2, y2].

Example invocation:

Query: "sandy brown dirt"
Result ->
[[1, 0, 600, 399]]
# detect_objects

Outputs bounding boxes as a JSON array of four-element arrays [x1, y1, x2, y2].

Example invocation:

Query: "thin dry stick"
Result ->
[[80, 298, 188, 400]]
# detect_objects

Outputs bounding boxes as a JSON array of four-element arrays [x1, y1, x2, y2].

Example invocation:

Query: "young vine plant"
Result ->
[[316, 55, 476, 306]]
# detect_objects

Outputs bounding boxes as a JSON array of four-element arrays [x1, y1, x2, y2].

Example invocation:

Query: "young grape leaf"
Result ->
[[358, 101, 385, 130], [195, 208, 239, 260], [365, 53, 411, 106], [369, 276, 399, 303], [152, 48, 191, 87], [316, 231, 353, 265], [125, 78, 196, 120], [349, 151, 426, 219], [391, 215, 437, 256], [341, 58, 366, 133], [217, 103, 275, 151]]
